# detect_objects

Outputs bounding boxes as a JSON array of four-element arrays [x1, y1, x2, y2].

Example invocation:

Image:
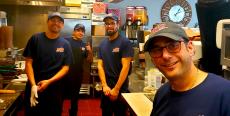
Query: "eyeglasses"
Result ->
[[149, 41, 183, 58], [104, 22, 116, 26], [49, 18, 63, 24]]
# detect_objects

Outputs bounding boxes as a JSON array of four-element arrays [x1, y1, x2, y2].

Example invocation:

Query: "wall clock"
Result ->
[[161, 0, 192, 26]]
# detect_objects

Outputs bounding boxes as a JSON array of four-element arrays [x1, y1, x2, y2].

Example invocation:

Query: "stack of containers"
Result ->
[[0, 11, 13, 52], [91, 2, 108, 36]]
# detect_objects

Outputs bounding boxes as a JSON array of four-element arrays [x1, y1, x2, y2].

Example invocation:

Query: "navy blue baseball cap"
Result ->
[[74, 24, 85, 32], [48, 12, 64, 23], [103, 15, 119, 22]]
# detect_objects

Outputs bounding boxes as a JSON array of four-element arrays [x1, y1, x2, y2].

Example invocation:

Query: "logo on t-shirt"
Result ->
[[56, 47, 64, 53], [81, 47, 86, 51], [112, 47, 119, 52]]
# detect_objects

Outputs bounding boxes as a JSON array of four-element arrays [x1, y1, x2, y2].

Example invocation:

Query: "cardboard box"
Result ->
[[92, 25, 106, 36], [92, 2, 108, 14]]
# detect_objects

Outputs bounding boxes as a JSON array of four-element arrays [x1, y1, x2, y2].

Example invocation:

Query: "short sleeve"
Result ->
[[63, 41, 73, 66], [23, 35, 37, 59], [121, 39, 134, 58]]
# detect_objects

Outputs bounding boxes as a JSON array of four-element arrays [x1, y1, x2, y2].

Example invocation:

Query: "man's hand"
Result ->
[[109, 88, 119, 101], [102, 85, 111, 96], [30, 85, 38, 107], [37, 80, 50, 92], [85, 42, 92, 51]]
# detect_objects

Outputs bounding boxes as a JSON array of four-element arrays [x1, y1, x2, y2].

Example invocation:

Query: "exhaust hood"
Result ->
[[0, 0, 63, 6]]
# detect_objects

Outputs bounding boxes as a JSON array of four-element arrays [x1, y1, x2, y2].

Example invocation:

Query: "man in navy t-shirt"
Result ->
[[144, 22, 230, 116], [98, 15, 134, 116], [63, 24, 93, 116], [23, 12, 72, 116]]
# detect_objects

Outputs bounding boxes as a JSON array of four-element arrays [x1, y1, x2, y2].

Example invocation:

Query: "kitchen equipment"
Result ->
[[126, 6, 135, 24], [59, 6, 91, 20], [0, 11, 7, 27], [60, 19, 91, 38], [216, 19, 230, 80], [0, 26, 13, 49], [0, 0, 63, 6], [218, 20, 230, 67], [0, 50, 7, 58], [216, 19, 230, 49], [0, 75, 3, 89], [135, 6, 147, 25], [196, 0, 230, 75]]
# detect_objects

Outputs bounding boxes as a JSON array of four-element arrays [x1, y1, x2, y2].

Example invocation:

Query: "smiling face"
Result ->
[[149, 37, 194, 81], [73, 28, 85, 40], [47, 16, 64, 34], [104, 18, 119, 36]]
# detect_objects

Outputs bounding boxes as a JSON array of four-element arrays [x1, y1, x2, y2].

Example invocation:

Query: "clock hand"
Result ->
[[175, 9, 181, 16]]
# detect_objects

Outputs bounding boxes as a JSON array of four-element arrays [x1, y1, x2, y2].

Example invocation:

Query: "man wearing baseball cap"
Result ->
[[144, 22, 230, 116], [48, 12, 64, 23], [63, 23, 93, 116], [97, 15, 134, 115], [103, 15, 119, 22], [23, 12, 72, 116]]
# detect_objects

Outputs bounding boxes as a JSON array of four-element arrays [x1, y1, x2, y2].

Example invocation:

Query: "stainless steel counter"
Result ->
[[123, 67, 156, 115], [0, 82, 26, 116]]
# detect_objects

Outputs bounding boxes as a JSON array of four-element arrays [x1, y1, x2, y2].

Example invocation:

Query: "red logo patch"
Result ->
[[151, 23, 168, 33]]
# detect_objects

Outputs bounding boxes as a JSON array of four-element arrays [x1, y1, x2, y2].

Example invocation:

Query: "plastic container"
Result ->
[[146, 68, 163, 89], [126, 6, 135, 23], [135, 6, 147, 25], [0, 11, 7, 27]]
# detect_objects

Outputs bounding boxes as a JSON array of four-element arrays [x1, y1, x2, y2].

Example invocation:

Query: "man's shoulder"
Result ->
[[206, 73, 230, 89], [98, 38, 107, 46], [58, 37, 70, 43], [207, 73, 230, 82], [156, 82, 171, 95], [32, 32, 44, 37], [118, 34, 129, 41], [27, 32, 45, 43], [118, 35, 132, 46], [64, 36, 72, 41]]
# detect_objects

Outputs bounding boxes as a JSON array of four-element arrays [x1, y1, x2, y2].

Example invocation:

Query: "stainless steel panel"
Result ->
[[91, 36, 106, 48], [0, 5, 57, 48], [60, 19, 91, 39], [221, 30, 230, 67]]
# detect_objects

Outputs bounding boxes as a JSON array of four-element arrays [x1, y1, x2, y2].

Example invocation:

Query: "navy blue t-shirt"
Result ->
[[98, 35, 134, 91], [65, 37, 87, 74], [23, 32, 73, 82], [151, 73, 230, 116]]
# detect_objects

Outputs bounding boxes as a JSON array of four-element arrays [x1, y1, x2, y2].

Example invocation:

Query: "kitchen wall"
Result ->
[[0, 0, 199, 49], [108, 0, 198, 29], [0, 5, 58, 49]]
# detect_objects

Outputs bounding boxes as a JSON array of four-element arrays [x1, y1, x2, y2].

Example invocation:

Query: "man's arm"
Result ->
[[25, 57, 36, 86], [114, 57, 132, 91], [97, 59, 111, 96], [110, 57, 132, 100], [37, 65, 69, 92], [86, 43, 93, 63], [48, 65, 69, 84], [25, 57, 40, 107]]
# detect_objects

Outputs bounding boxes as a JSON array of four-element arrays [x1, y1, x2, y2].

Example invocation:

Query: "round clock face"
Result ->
[[169, 5, 185, 22], [161, 0, 192, 26]]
